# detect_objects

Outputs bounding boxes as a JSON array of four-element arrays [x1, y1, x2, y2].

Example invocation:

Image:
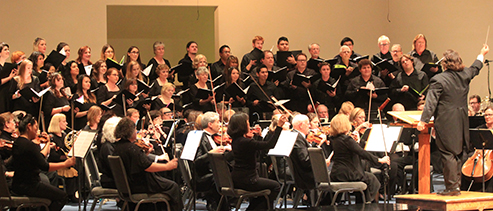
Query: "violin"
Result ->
[[0, 138, 13, 149], [136, 130, 153, 154], [307, 131, 325, 145], [358, 122, 373, 135], [462, 149, 493, 182], [213, 126, 232, 145], [33, 134, 50, 145]]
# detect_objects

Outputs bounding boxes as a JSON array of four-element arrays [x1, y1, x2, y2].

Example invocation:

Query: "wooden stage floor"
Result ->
[[395, 191, 493, 211]]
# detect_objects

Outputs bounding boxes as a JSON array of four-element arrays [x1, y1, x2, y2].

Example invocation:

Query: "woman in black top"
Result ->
[[223, 67, 247, 109], [11, 113, 75, 211], [43, 72, 71, 129], [122, 46, 145, 77], [147, 41, 172, 81], [9, 60, 41, 116], [97, 68, 123, 116], [149, 64, 170, 97], [83, 105, 102, 131], [63, 61, 80, 95], [329, 114, 389, 203], [151, 82, 175, 111], [0, 42, 16, 113], [188, 67, 214, 112], [228, 112, 287, 210], [73, 75, 97, 130], [89, 60, 107, 90]]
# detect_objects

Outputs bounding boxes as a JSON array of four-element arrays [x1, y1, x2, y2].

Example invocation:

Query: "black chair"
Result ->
[[285, 156, 314, 208], [270, 155, 295, 208], [208, 152, 271, 211], [0, 165, 51, 211], [176, 148, 207, 211], [108, 155, 171, 211], [307, 147, 367, 206], [84, 147, 119, 211]]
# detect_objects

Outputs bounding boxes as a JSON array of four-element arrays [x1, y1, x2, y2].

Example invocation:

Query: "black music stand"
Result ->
[[469, 129, 493, 192]]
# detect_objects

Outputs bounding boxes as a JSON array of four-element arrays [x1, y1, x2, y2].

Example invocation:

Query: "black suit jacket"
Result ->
[[289, 130, 315, 190]]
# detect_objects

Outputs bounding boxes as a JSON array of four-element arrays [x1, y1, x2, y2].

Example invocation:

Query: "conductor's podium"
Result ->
[[395, 191, 493, 211]]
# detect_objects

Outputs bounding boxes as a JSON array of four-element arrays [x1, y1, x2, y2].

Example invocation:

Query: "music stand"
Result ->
[[468, 129, 493, 192]]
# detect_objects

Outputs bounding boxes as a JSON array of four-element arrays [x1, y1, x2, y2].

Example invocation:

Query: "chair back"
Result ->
[[270, 156, 281, 182], [307, 148, 330, 184], [84, 147, 102, 188], [107, 156, 132, 199], [176, 149, 192, 187], [208, 152, 235, 196], [0, 164, 13, 202]]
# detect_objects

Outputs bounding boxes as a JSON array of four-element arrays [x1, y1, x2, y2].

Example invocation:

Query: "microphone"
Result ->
[[485, 59, 492, 63]]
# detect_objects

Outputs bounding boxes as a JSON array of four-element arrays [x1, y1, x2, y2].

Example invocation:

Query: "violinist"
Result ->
[[146, 110, 170, 157], [349, 107, 371, 146], [0, 112, 16, 183], [11, 113, 75, 211], [307, 112, 325, 147], [229, 112, 288, 210], [47, 113, 78, 203], [98, 116, 120, 188], [193, 112, 232, 210], [477, 106, 493, 130]]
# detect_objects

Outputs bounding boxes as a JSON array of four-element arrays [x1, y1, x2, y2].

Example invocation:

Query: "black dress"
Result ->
[[11, 137, 68, 211], [330, 134, 381, 202], [43, 90, 71, 129], [188, 83, 214, 112], [231, 127, 282, 210], [96, 85, 123, 116], [72, 93, 96, 130], [0, 64, 13, 113], [113, 139, 183, 210], [9, 76, 41, 117], [147, 57, 171, 81]]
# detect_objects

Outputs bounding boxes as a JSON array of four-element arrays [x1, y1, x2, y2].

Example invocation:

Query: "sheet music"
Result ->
[[365, 124, 402, 153], [142, 64, 153, 77], [267, 131, 298, 157], [180, 130, 204, 161], [84, 65, 92, 76], [68, 131, 97, 158]]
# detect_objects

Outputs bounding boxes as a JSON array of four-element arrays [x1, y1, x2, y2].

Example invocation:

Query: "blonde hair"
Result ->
[[161, 82, 176, 96], [126, 61, 143, 80], [349, 107, 365, 123], [339, 101, 354, 115], [87, 106, 102, 126], [377, 35, 390, 45], [412, 34, 427, 50], [269, 114, 282, 132], [329, 114, 352, 136], [193, 54, 207, 69], [14, 60, 33, 90], [48, 113, 66, 134]]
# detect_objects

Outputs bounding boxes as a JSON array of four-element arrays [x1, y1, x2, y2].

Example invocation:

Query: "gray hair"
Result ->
[[102, 117, 121, 143], [292, 114, 308, 129], [153, 41, 165, 52], [308, 43, 320, 50], [196, 66, 209, 76], [201, 112, 219, 129]]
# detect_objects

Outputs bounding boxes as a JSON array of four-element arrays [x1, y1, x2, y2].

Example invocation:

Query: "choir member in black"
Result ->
[[211, 45, 230, 79], [151, 82, 175, 111], [193, 112, 232, 210], [0, 43, 16, 113], [98, 116, 120, 188], [47, 113, 78, 202], [187, 54, 208, 87], [73, 74, 97, 130], [100, 44, 115, 61], [75, 46, 92, 76], [89, 60, 107, 90], [389, 54, 429, 110], [386, 44, 405, 82], [418, 45, 489, 196], [149, 64, 170, 97], [11, 50, 26, 64], [123, 46, 146, 77], [177, 41, 198, 89], [409, 34, 439, 78], [188, 67, 215, 112], [247, 65, 282, 120], [310, 62, 341, 119], [11, 113, 76, 211], [112, 117, 183, 210], [307, 43, 322, 72], [253, 50, 283, 86], [147, 41, 172, 81], [83, 105, 102, 131], [63, 60, 79, 95], [334, 37, 362, 60], [33, 37, 47, 55], [371, 35, 392, 75], [273, 36, 297, 68], [10, 60, 41, 117], [43, 72, 71, 128], [28, 51, 48, 88], [55, 42, 71, 67], [241, 36, 264, 73], [330, 114, 389, 203], [121, 78, 146, 112], [334, 45, 359, 94], [224, 55, 240, 84], [125, 60, 148, 86], [97, 68, 124, 116], [223, 67, 247, 109], [282, 53, 317, 113], [345, 59, 386, 112], [229, 112, 287, 210]]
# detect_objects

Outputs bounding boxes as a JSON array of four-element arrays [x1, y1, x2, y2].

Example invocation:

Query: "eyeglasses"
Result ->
[[485, 114, 493, 117], [297, 60, 307, 62], [130, 51, 139, 54], [391, 50, 401, 54]]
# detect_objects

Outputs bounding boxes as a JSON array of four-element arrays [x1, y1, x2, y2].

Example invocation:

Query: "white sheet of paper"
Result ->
[[142, 64, 153, 77], [84, 65, 92, 76], [365, 124, 402, 152], [59, 48, 66, 56], [68, 131, 97, 158], [268, 131, 298, 157], [180, 130, 204, 161]]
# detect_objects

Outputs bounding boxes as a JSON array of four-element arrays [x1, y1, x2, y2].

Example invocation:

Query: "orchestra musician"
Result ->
[[229, 112, 288, 210], [11, 113, 75, 211], [418, 44, 489, 196], [83, 105, 102, 131], [329, 114, 390, 203], [112, 117, 182, 210]]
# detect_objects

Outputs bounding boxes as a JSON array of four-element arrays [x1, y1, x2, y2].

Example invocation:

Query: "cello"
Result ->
[[461, 149, 493, 183]]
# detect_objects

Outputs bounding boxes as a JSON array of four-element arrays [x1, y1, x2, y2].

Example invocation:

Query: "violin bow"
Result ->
[[207, 67, 218, 112], [248, 72, 294, 118], [307, 89, 319, 121], [221, 94, 225, 146], [147, 110, 166, 154], [377, 98, 391, 157]]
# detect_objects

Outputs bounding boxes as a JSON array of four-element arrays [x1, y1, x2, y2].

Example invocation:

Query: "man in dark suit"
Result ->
[[289, 114, 315, 191], [418, 44, 489, 196]]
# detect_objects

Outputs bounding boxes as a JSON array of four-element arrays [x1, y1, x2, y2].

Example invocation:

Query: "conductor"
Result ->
[[417, 44, 489, 196]]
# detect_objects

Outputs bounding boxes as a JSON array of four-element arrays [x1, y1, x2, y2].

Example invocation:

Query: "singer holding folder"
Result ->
[[418, 44, 489, 196]]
